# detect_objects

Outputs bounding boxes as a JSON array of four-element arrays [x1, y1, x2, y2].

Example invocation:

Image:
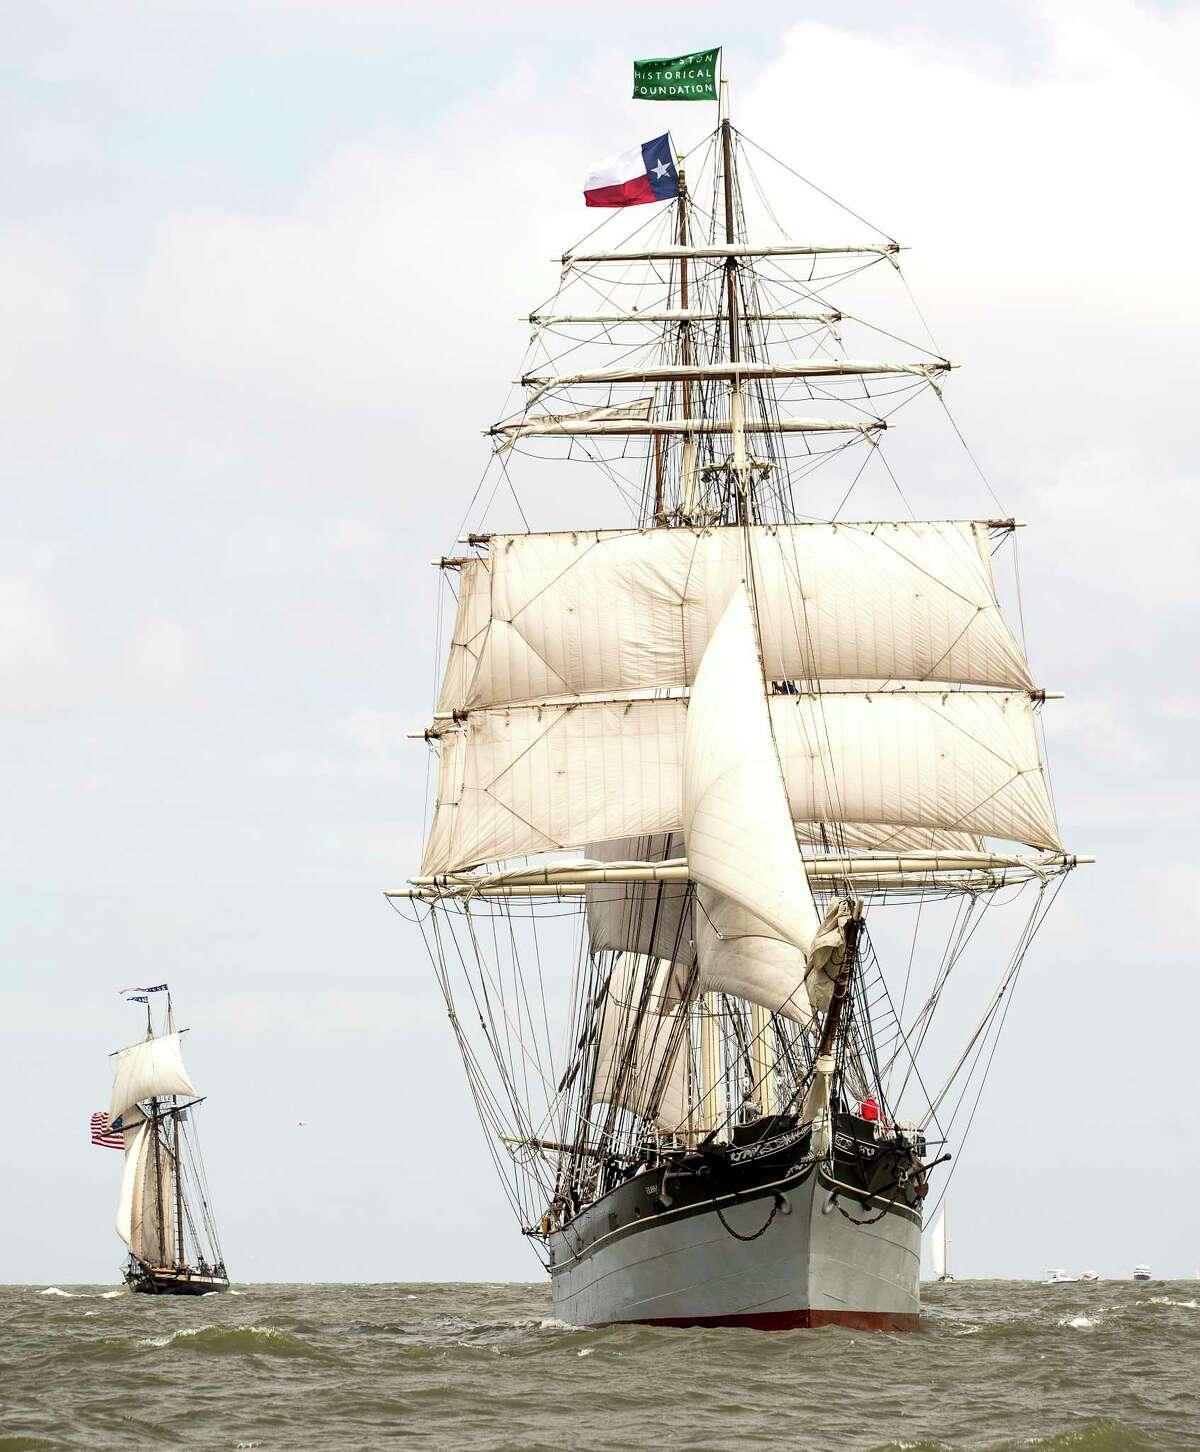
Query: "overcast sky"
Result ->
[[3, 0, 1197, 1285]]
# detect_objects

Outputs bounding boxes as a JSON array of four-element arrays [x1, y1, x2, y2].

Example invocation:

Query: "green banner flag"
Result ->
[[633, 47, 720, 102]]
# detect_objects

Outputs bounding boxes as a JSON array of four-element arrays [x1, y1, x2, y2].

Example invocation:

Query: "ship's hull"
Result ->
[[125, 1265, 230, 1296], [548, 1114, 923, 1331]]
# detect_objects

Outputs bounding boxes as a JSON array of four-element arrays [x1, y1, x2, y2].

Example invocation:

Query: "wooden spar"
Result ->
[[528, 309, 842, 325], [519, 360, 946, 388], [678, 171, 698, 517], [652, 431, 664, 520], [560, 243, 899, 264], [403, 852, 1091, 889], [720, 92, 748, 507], [166, 990, 184, 1268], [750, 1002, 774, 1115], [150, 1098, 166, 1267], [814, 913, 862, 1067], [499, 1135, 633, 1162], [173, 1110, 185, 1267], [488, 417, 884, 439]]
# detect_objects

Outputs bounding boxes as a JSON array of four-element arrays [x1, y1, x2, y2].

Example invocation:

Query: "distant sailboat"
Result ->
[[106, 987, 229, 1294], [930, 1208, 954, 1282]]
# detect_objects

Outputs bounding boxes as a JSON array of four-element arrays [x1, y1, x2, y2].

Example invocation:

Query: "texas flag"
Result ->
[[583, 133, 680, 208]]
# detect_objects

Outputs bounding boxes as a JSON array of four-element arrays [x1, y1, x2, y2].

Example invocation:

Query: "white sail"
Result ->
[[585, 835, 695, 966], [127, 1121, 176, 1266], [436, 523, 1031, 714], [110, 1032, 197, 1125], [421, 690, 1060, 875], [115, 1119, 148, 1247], [684, 585, 820, 951], [694, 891, 810, 1022], [931, 1208, 948, 1279], [590, 955, 690, 1130]]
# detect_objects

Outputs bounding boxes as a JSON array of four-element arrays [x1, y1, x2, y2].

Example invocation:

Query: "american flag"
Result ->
[[90, 1112, 123, 1150]]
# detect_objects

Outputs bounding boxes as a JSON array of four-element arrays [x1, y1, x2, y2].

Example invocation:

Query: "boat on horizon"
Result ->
[[1046, 1269, 1079, 1284], [931, 1207, 955, 1283], [103, 987, 229, 1295], [396, 66, 1086, 1331], [1133, 1264, 1152, 1281]]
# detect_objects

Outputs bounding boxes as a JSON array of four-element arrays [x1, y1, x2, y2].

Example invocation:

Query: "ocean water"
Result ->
[[1, 1280, 1197, 1451]]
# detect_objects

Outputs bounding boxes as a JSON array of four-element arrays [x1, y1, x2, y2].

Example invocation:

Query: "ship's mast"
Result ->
[[720, 81, 749, 518], [167, 991, 186, 1267]]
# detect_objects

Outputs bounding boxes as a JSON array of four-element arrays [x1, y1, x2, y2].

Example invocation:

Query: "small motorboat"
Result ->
[[1080, 1270, 1100, 1283], [1045, 1268, 1078, 1284]]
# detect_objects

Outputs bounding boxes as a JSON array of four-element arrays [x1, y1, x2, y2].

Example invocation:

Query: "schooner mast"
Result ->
[[396, 65, 1085, 1329]]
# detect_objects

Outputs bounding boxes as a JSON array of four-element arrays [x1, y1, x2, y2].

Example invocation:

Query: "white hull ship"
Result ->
[[107, 990, 229, 1295], [396, 84, 1085, 1330]]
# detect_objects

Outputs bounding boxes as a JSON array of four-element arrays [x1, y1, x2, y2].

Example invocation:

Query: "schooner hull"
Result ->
[[125, 1266, 230, 1296], [548, 1125, 922, 1331]]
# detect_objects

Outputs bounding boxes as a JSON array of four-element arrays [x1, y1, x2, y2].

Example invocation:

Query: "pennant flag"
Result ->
[[90, 1112, 124, 1149], [119, 983, 167, 995], [633, 48, 720, 101], [584, 134, 679, 209], [125, 995, 148, 1004]]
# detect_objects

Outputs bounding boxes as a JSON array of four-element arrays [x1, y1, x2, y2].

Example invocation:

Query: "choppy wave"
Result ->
[[5, 1282, 1198, 1450]]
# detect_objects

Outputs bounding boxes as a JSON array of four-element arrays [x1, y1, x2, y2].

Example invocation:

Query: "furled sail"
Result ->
[[590, 954, 690, 1130], [110, 1033, 197, 1125], [436, 523, 1032, 714], [420, 689, 1060, 875]]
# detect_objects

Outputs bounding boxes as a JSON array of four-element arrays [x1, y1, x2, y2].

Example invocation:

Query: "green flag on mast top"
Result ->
[[633, 47, 720, 101]]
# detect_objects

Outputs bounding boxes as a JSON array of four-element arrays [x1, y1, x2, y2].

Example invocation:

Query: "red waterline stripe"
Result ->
[[584, 175, 657, 208], [602, 1307, 919, 1333]]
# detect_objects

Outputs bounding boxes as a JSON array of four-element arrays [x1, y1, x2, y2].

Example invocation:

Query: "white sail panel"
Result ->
[[115, 1120, 148, 1248], [695, 889, 812, 1023], [129, 1124, 175, 1266], [591, 955, 690, 1130], [683, 586, 820, 952], [931, 1208, 948, 1279], [585, 834, 695, 966], [420, 699, 687, 875], [436, 524, 1032, 713], [421, 691, 1059, 874], [110, 1033, 197, 1125]]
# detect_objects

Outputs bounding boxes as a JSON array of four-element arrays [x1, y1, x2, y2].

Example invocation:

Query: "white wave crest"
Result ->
[[1057, 1314, 1096, 1328], [39, 1286, 74, 1297]]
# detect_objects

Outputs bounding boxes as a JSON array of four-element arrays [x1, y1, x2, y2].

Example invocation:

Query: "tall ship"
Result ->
[[393, 77, 1086, 1330], [101, 986, 229, 1295]]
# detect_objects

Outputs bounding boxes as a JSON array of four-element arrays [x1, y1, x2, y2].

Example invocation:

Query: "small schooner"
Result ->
[[392, 63, 1088, 1330], [105, 986, 229, 1295]]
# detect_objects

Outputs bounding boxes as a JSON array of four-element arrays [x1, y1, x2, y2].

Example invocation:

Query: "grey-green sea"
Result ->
[[2, 1280, 1197, 1450]]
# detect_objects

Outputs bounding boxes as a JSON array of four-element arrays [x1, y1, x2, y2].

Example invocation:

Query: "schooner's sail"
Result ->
[[100, 988, 229, 1295], [396, 79, 1086, 1330]]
